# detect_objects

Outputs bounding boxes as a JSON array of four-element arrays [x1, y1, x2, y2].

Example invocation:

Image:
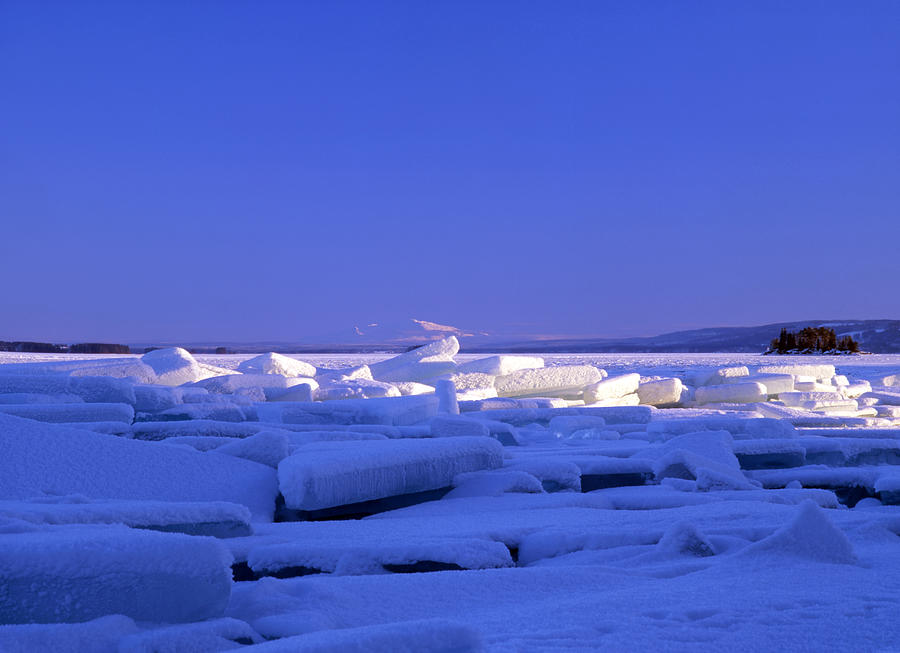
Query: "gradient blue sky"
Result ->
[[2, 1, 898, 343]]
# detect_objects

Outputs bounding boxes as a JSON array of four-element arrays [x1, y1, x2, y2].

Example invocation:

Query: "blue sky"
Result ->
[[1, 1, 898, 342]]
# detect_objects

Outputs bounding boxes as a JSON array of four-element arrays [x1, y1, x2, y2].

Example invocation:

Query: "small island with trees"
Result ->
[[765, 326, 861, 355]]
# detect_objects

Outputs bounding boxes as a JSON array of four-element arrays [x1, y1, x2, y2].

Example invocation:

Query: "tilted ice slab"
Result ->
[[494, 366, 602, 399], [368, 336, 459, 382], [278, 436, 504, 511], [238, 353, 316, 378], [0, 524, 233, 624], [0, 498, 253, 538], [0, 414, 278, 521]]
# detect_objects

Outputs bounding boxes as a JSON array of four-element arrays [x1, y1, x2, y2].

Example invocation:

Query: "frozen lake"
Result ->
[[2, 343, 900, 650]]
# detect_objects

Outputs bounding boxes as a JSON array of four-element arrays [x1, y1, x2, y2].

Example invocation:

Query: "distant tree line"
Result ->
[[767, 327, 859, 354], [0, 341, 130, 354]]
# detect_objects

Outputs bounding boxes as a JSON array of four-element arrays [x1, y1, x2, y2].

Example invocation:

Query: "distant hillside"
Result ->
[[129, 319, 900, 355], [467, 320, 900, 354]]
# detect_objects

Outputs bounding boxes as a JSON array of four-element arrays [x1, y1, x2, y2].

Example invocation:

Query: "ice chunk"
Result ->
[[257, 395, 440, 426], [393, 382, 436, 396], [269, 382, 316, 403], [879, 373, 900, 387], [843, 381, 872, 399], [548, 415, 606, 438], [637, 378, 683, 407], [0, 393, 83, 404], [278, 437, 503, 511], [756, 364, 836, 380], [193, 373, 303, 395], [133, 384, 183, 412], [729, 374, 794, 395], [140, 347, 212, 386], [132, 419, 272, 441], [315, 379, 400, 401], [695, 382, 767, 405], [456, 355, 544, 376], [494, 365, 602, 398], [0, 414, 278, 521], [704, 366, 750, 385], [647, 416, 794, 440], [445, 470, 543, 499], [151, 400, 246, 422], [435, 379, 459, 415], [583, 373, 640, 404], [216, 431, 291, 468], [638, 430, 756, 491], [0, 375, 136, 405], [0, 498, 252, 538], [368, 336, 459, 381], [780, 391, 848, 408], [238, 353, 317, 378], [0, 402, 134, 424], [742, 500, 855, 563], [587, 393, 641, 407], [0, 525, 233, 624], [430, 415, 491, 438], [437, 372, 496, 401]]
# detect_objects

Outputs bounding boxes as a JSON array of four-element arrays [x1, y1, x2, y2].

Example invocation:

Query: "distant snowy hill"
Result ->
[[470, 320, 900, 354], [132, 319, 900, 354]]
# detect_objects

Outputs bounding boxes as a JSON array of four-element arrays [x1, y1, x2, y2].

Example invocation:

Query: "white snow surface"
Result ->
[[2, 351, 900, 650]]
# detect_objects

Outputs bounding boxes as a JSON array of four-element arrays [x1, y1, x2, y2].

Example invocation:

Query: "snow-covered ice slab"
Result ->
[[0, 414, 278, 521], [257, 395, 440, 426], [695, 382, 767, 405], [494, 365, 602, 398], [0, 498, 253, 538], [756, 363, 836, 380], [193, 373, 306, 395], [457, 355, 544, 376], [0, 402, 134, 424], [278, 437, 503, 513], [647, 416, 795, 439], [0, 374, 136, 405], [368, 336, 459, 382], [246, 536, 512, 577], [0, 525, 233, 624], [238, 352, 317, 378], [0, 357, 157, 382], [583, 373, 640, 404], [637, 378, 684, 406]]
